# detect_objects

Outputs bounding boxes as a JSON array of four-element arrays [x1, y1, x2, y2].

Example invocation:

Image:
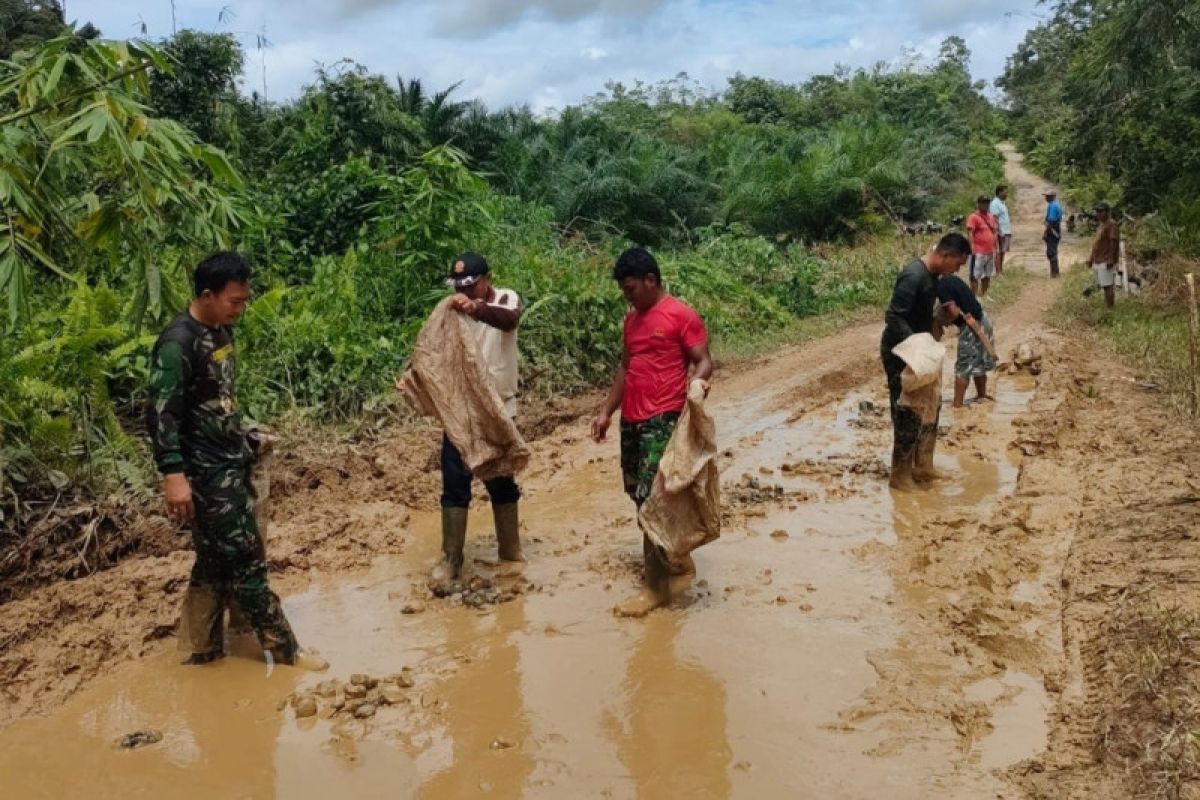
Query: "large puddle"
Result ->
[[0, 373, 1046, 798]]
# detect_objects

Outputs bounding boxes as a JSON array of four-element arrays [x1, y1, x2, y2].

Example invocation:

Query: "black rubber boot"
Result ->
[[912, 424, 940, 483], [493, 503, 525, 563], [433, 507, 468, 581]]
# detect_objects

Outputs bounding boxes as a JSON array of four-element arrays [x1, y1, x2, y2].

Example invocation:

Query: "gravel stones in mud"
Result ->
[[428, 575, 526, 607], [284, 671, 415, 722]]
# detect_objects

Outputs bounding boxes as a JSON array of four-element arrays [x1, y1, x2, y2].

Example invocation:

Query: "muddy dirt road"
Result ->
[[1, 149, 1196, 799]]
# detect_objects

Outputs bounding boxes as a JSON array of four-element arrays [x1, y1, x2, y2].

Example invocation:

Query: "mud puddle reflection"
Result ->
[[0, 380, 1041, 798]]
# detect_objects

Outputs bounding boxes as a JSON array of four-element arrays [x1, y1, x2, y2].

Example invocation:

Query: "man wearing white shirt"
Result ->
[[436, 252, 525, 579], [989, 185, 1012, 276]]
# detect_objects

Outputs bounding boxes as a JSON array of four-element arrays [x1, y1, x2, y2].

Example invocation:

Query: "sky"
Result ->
[[76, 0, 1046, 111]]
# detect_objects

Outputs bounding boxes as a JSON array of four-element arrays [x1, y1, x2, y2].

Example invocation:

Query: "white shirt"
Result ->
[[989, 197, 1012, 236], [468, 287, 520, 417]]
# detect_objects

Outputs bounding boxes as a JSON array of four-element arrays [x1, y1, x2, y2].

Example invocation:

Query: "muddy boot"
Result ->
[[493, 503, 525, 564], [889, 440, 919, 490], [178, 583, 225, 663], [912, 424, 942, 484], [432, 507, 468, 582]]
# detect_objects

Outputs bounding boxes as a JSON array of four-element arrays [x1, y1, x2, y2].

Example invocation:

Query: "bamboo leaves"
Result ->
[[0, 34, 245, 328]]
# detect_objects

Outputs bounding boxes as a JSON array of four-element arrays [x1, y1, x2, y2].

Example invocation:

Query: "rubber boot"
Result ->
[[493, 503, 525, 563], [889, 441, 918, 491], [178, 584, 225, 663], [912, 424, 941, 483], [432, 507, 468, 582]]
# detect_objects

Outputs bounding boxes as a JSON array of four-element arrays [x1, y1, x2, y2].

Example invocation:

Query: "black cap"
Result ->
[[1094, 201, 1110, 212], [448, 251, 489, 288]]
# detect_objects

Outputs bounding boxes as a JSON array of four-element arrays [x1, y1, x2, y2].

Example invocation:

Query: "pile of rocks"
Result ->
[[428, 575, 509, 607], [283, 671, 415, 721]]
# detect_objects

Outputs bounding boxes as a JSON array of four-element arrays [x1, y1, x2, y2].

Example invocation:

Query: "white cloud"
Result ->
[[76, 0, 1045, 110]]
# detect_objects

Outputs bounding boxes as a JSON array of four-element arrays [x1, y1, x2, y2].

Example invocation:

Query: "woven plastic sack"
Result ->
[[892, 332, 945, 423], [401, 297, 530, 480], [639, 380, 721, 569]]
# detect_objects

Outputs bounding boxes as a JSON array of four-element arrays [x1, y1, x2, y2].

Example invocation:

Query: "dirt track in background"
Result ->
[[1, 148, 1197, 799]]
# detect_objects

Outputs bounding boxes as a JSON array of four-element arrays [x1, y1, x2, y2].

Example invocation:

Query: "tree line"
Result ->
[[0, 5, 1001, 545]]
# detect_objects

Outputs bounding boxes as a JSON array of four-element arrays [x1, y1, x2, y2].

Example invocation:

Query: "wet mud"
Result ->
[[2, 147, 1196, 799]]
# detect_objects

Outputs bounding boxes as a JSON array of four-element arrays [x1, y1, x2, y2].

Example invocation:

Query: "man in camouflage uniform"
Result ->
[[148, 252, 323, 669], [592, 248, 713, 618]]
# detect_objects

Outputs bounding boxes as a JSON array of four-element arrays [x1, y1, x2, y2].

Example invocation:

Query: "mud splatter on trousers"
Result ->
[[178, 464, 298, 663], [884, 355, 939, 477]]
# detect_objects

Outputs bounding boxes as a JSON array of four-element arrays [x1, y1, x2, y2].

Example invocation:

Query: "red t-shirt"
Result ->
[[622, 295, 708, 423], [966, 210, 997, 254]]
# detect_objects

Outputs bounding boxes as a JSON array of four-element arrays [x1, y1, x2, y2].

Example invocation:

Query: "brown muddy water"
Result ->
[[0, 375, 1047, 799]]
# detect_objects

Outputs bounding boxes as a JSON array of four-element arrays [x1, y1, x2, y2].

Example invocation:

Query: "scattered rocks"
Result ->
[[428, 575, 525, 607], [117, 730, 163, 749], [280, 671, 415, 725]]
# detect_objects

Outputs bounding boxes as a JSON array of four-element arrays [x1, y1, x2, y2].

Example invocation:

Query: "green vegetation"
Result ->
[[1055, 264, 1194, 417], [999, 0, 1200, 256], [1002, 0, 1199, 418], [0, 14, 1003, 537]]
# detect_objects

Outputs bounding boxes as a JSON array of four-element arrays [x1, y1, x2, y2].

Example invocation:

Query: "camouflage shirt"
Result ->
[[147, 310, 252, 475]]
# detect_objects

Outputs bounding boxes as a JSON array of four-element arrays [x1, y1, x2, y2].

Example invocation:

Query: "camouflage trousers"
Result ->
[[620, 412, 680, 507], [620, 412, 681, 591], [178, 463, 298, 663]]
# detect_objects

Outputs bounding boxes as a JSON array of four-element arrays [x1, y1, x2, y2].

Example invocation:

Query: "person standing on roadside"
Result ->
[[148, 252, 325, 670], [989, 185, 1012, 276], [966, 195, 998, 298], [1087, 202, 1120, 308], [1043, 189, 1063, 278], [591, 247, 713, 618], [880, 233, 970, 489]]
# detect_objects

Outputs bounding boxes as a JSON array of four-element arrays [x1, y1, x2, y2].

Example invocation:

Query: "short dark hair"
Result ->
[[612, 247, 661, 284], [995, 184, 1006, 194], [934, 233, 971, 257], [194, 251, 251, 297], [976, 194, 991, 205]]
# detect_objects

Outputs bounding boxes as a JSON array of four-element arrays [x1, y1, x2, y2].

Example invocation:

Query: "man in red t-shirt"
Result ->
[[965, 195, 998, 298], [591, 247, 713, 618]]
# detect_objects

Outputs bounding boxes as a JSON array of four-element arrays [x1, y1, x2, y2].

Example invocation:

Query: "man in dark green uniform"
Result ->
[[148, 252, 324, 669], [880, 233, 969, 489]]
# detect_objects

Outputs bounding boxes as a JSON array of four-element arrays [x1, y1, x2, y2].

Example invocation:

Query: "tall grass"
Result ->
[[1055, 265, 1196, 419]]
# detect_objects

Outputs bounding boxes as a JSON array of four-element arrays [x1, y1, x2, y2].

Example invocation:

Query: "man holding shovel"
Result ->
[[937, 273, 998, 407], [591, 247, 713, 618], [881, 233, 970, 489]]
